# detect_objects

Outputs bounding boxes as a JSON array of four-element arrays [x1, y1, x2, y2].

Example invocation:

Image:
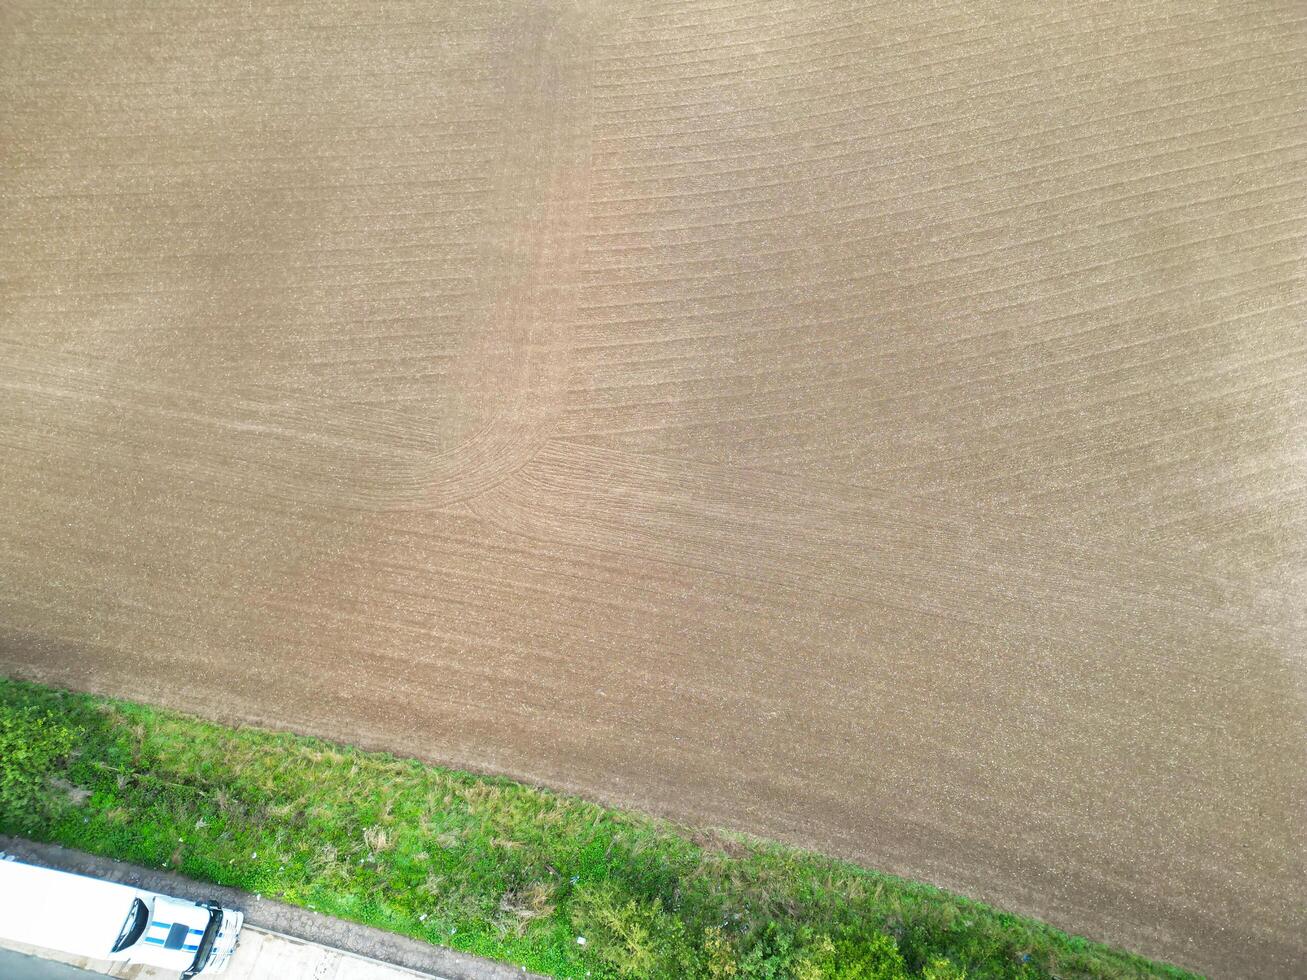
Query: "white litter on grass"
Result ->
[[576, 936, 587, 946]]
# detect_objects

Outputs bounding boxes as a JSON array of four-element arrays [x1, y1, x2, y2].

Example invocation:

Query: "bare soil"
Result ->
[[2, 1, 1304, 976]]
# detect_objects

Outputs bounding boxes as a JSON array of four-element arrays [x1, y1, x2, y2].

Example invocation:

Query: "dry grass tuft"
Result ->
[[497, 882, 556, 936]]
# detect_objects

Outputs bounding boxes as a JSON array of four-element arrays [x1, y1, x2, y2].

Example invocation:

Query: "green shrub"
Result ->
[[784, 930, 911, 980], [0, 701, 79, 828], [572, 883, 700, 977], [828, 933, 911, 979], [733, 922, 804, 979], [922, 960, 968, 980], [701, 926, 741, 977], [726, 924, 916, 980]]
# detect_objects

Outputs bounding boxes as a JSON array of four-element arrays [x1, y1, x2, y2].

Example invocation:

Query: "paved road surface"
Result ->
[[2, 1, 1304, 977], [0, 949, 105, 980]]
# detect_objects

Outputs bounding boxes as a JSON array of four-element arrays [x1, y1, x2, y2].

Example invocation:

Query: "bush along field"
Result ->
[[0, 679, 1194, 980]]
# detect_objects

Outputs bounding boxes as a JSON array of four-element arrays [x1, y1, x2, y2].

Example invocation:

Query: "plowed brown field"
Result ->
[[2, 2, 1304, 976]]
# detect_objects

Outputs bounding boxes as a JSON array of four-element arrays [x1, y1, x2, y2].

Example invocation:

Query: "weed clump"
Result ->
[[0, 700, 80, 828]]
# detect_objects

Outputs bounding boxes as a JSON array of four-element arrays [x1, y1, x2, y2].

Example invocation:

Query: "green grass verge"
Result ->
[[0, 679, 1195, 979]]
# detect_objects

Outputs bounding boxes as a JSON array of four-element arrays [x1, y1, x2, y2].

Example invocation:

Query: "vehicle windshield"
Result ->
[[111, 898, 149, 953]]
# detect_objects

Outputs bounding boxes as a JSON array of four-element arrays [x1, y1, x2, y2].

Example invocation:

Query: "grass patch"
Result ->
[[0, 679, 1194, 979]]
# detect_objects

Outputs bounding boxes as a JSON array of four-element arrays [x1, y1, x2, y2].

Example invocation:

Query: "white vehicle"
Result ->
[[0, 856, 243, 976]]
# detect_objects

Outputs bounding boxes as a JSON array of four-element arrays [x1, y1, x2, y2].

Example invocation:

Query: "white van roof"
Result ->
[[0, 858, 143, 959]]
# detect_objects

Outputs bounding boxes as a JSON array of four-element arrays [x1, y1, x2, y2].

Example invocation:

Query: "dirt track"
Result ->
[[2, 1, 1305, 976]]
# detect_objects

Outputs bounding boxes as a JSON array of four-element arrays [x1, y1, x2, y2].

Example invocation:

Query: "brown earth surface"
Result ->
[[2, 1, 1305, 976]]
